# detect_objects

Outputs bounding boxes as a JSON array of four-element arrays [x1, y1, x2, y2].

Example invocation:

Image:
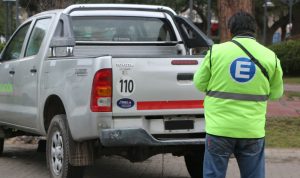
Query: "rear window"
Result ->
[[71, 16, 177, 42]]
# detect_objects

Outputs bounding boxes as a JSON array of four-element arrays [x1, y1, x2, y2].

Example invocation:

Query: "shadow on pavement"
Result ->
[[1, 144, 190, 178]]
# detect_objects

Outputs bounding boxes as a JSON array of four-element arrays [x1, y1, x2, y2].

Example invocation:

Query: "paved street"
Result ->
[[1, 143, 300, 178]]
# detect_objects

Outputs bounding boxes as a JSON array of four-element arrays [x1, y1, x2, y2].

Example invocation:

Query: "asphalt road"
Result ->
[[1, 143, 300, 178]]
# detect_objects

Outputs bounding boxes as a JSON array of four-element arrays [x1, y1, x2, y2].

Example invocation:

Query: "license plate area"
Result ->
[[164, 119, 194, 130]]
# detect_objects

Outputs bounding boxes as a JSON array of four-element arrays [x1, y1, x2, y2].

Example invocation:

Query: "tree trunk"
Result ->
[[291, 2, 300, 37], [218, 0, 253, 42], [281, 25, 287, 42], [265, 14, 289, 45]]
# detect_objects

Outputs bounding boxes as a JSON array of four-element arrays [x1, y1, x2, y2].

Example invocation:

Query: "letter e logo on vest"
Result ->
[[230, 57, 256, 83]]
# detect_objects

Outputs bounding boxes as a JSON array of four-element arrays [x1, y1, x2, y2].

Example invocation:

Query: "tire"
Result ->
[[184, 146, 205, 178], [0, 138, 4, 156], [46, 115, 85, 178]]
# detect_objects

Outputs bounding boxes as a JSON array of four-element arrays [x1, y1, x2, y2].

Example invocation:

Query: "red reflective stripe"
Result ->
[[171, 60, 198, 65], [137, 100, 204, 110]]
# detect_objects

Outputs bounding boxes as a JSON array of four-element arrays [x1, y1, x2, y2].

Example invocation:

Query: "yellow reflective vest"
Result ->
[[193, 36, 283, 138]]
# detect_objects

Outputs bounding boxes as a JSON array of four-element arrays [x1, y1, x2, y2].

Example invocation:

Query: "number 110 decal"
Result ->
[[120, 79, 134, 93], [117, 76, 135, 96]]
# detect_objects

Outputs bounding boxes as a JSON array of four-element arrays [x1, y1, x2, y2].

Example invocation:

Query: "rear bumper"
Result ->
[[100, 128, 205, 147]]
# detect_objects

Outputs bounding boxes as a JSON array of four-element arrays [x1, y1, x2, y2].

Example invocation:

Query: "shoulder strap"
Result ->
[[231, 40, 269, 81], [209, 46, 212, 69]]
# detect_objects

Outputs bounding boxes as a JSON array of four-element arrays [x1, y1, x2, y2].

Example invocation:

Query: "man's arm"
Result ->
[[193, 50, 212, 92], [269, 57, 284, 100]]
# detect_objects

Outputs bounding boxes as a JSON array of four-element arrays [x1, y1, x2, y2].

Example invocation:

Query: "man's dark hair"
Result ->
[[228, 11, 256, 37]]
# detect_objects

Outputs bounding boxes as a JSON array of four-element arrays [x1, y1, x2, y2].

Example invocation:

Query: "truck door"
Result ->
[[0, 22, 31, 125], [13, 18, 52, 129]]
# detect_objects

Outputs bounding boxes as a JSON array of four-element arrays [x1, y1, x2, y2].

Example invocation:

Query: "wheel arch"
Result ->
[[43, 94, 66, 132]]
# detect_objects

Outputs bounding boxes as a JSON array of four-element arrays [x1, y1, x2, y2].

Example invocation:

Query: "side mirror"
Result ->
[[175, 16, 213, 48]]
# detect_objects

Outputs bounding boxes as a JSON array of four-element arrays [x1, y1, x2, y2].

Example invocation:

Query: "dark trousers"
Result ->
[[204, 134, 265, 178]]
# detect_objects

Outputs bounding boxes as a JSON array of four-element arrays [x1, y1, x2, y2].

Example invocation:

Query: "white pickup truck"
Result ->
[[0, 4, 212, 178]]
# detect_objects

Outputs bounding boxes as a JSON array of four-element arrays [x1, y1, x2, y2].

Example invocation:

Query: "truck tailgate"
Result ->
[[112, 57, 205, 116]]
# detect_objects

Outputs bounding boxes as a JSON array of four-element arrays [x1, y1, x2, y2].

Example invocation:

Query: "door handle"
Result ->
[[177, 73, 194, 81], [30, 68, 37, 73], [9, 70, 15, 75]]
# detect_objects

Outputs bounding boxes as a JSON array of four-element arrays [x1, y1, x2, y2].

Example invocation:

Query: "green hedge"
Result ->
[[269, 40, 300, 76]]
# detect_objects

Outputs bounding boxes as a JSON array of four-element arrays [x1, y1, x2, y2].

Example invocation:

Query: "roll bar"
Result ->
[[62, 4, 177, 16]]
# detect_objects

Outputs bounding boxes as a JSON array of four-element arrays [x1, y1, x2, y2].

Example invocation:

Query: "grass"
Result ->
[[266, 117, 300, 148], [265, 77, 300, 148], [283, 77, 300, 84]]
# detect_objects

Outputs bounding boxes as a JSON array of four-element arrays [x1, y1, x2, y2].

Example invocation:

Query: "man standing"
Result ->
[[193, 11, 283, 178]]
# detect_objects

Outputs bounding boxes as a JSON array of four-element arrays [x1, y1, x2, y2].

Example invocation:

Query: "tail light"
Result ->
[[90, 69, 112, 112]]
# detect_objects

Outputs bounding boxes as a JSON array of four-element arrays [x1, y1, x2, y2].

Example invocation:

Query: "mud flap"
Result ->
[[69, 140, 95, 166]]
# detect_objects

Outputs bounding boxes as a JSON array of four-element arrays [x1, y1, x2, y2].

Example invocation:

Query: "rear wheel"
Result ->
[[184, 146, 205, 178], [46, 115, 85, 178]]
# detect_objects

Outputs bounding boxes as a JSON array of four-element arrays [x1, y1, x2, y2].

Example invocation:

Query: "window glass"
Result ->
[[25, 18, 51, 57], [1, 23, 30, 61], [72, 16, 176, 42]]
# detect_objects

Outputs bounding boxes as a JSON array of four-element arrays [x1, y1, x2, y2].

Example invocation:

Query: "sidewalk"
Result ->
[[267, 84, 300, 117], [226, 148, 300, 178]]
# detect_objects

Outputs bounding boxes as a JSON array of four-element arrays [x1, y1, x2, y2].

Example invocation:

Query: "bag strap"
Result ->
[[231, 40, 269, 81], [209, 46, 212, 69]]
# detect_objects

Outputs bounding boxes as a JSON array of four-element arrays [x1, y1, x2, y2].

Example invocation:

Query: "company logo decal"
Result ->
[[230, 57, 256, 83], [117, 98, 135, 109]]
